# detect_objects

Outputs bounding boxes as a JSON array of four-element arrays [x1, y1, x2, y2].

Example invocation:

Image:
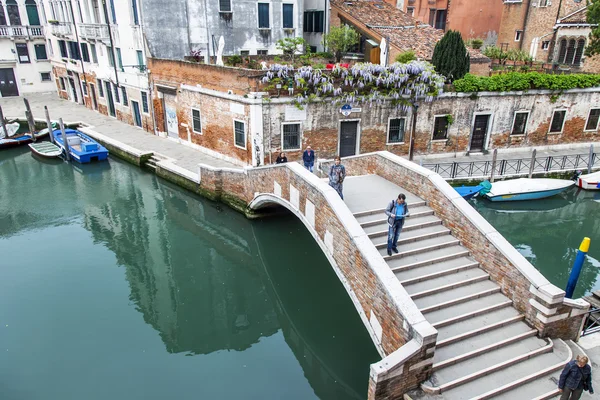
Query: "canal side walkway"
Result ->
[[0, 94, 238, 171]]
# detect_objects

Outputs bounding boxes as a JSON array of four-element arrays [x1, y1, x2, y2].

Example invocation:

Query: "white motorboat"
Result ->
[[481, 178, 575, 202], [576, 170, 600, 190]]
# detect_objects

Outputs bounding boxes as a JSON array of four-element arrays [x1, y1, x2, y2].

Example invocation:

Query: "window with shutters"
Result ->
[[114, 83, 120, 103], [282, 123, 300, 150], [511, 111, 529, 136], [0, 4, 6, 26], [7, 0, 21, 26], [121, 87, 128, 106], [107, 46, 115, 67], [34, 44, 47, 60], [68, 41, 80, 60], [97, 79, 104, 97], [234, 120, 246, 148], [16, 43, 30, 63], [549, 110, 566, 133], [574, 39, 585, 65], [80, 43, 90, 62], [141, 91, 149, 113], [191, 108, 202, 133], [557, 37, 586, 65], [304, 10, 324, 33], [258, 3, 269, 28], [59, 77, 66, 90], [387, 118, 405, 143], [585, 109, 600, 131], [283, 4, 293, 28], [219, 0, 231, 12], [82, 82, 87, 96], [432, 116, 449, 140]]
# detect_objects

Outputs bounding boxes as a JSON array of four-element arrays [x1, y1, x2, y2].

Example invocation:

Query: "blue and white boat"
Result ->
[[52, 129, 108, 164], [455, 185, 483, 200], [482, 178, 574, 202]]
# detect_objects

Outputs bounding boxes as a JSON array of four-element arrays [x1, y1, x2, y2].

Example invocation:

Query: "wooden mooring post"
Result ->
[[23, 98, 36, 142], [58, 118, 71, 161], [528, 149, 537, 179], [0, 105, 8, 138], [44, 106, 54, 144], [490, 149, 498, 182], [588, 144, 594, 174]]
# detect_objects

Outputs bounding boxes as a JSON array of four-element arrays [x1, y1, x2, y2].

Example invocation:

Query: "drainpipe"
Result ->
[[68, 0, 87, 105], [101, 0, 119, 87]]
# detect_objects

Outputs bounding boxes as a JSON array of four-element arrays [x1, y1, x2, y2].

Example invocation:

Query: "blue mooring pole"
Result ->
[[565, 237, 590, 299]]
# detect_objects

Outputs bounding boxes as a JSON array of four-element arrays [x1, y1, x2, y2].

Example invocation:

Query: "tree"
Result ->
[[322, 25, 360, 63], [276, 37, 308, 63], [586, 0, 600, 57], [395, 50, 416, 64], [431, 30, 470, 81]]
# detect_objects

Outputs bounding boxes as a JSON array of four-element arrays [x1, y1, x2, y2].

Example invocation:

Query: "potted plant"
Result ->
[[47, 19, 59, 25]]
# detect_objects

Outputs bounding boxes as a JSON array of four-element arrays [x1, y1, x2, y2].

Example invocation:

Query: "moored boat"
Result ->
[[576, 170, 600, 190], [481, 178, 574, 202], [52, 129, 108, 164], [28, 141, 62, 158], [454, 185, 483, 200], [0, 125, 50, 150]]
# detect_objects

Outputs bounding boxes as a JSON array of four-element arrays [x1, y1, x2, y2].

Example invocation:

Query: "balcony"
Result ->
[[79, 23, 109, 41], [50, 22, 73, 38], [0, 25, 44, 39]]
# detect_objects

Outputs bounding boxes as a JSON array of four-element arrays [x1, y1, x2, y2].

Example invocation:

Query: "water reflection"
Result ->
[[473, 188, 600, 297], [0, 147, 378, 399]]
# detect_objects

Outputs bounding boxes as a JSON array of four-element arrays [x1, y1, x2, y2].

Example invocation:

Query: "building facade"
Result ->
[[43, 0, 153, 131], [0, 0, 54, 96]]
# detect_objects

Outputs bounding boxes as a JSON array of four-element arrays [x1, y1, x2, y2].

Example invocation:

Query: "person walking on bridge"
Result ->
[[303, 145, 315, 172], [328, 156, 346, 199], [558, 354, 594, 400], [385, 194, 410, 257]]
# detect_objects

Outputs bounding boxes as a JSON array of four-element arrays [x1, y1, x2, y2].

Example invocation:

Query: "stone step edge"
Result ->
[[419, 286, 500, 314], [360, 210, 434, 228], [469, 339, 572, 400], [375, 228, 451, 249], [384, 239, 461, 261], [367, 219, 443, 238], [409, 273, 490, 300], [422, 339, 554, 395], [433, 329, 539, 371], [432, 300, 513, 329], [391, 250, 471, 273], [531, 389, 561, 400], [352, 201, 427, 218], [437, 315, 526, 348], [399, 261, 479, 286]]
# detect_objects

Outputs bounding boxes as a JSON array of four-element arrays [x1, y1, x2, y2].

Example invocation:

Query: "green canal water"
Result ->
[[0, 147, 380, 400], [472, 188, 600, 299]]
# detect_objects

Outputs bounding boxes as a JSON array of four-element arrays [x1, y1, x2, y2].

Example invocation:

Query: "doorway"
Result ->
[[132, 100, 142, 127], [470, 114, 491, 152], [0, 68, 19, 96], [104, 81, 116, 117], [68, 77, 78, 103], [90, 83, 98, 110], [339, 120, 359, 157]]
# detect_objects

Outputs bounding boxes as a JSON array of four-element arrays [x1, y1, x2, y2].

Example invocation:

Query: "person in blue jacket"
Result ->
[[302, 145, 315, 172], [384, 194, 410, 256], [558, 354, 594, 400]]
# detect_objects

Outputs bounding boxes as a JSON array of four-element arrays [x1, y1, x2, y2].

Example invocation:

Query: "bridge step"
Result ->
[[382, 235, 460, 259], [374, 225, 451, 249], [420, 289, 504, 318], [352, 200, 427, 218], [412, 277, 498, 311], [364, 214, 442, 238], [432, 300, 513, 329], [406, 269, 490, 298], [388, 245, 469, 272], [395, 256, 478, 284], [436, 307, 523, 345], [357, 206, 433, 227]]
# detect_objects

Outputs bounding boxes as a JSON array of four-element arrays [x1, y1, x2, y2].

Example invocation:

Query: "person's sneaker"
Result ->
[[387, 249, 392, 256], [392, 248, 399, 254]]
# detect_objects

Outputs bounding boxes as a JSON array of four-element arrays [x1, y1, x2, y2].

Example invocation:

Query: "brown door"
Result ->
[[470, 114, 490, 152], [0, 68, 19, 97]]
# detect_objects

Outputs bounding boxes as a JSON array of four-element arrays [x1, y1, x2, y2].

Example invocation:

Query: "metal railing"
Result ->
[[423, 152, 599, 180], [0, 25, 44, 38], [582, 308, 600, 336], [78, 23, 109, 41]]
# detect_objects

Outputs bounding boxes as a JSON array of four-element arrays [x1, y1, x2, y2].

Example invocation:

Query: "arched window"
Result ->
[[574, 38, 586, 65], [6, 0, 21, 26], [565, 38, 577, 64], [558, 39, 567, 64], [0, 3, 6, 26], [25, 0, 40, 26]]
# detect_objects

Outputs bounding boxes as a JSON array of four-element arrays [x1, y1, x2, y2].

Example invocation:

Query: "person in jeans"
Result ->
[[385, 194, 410, 256], [302, 146, 315, 172], [559, 354, 594, 400], [328, 156, 346, 199]]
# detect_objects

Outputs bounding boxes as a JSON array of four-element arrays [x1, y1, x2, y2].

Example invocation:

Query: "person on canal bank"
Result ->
[[558, 354, 594, 400], [385, 194, 410, 257], [303, 146, 315, 172], [276, 152, 288, 164], [328, 156, 346, 199]]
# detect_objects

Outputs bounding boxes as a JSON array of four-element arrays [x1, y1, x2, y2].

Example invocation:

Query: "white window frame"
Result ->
[[510, 110, 530, 136], [386, 117, 406, 145], [406, 7, 414, 16], [40, 72, 52, 82], [233, 119, 247, 149], [431, 114, 450, 141], [548, 109, 567, 134], [281, 3, 295, 29], [281, 122, 302, 151], [219, 0, 232, 13], [584, 108, 600, 132], [191, 107, 202, 134], [515, 30, 522, 42], [257, 49, 268, 55], [257, 2, 271, 29], [541, 41, 550, 50]]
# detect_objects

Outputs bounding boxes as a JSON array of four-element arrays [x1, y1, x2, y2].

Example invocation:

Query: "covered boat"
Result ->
[[481, 178, 574, 202], [0, 123, 49, 149], [576, 170, 600, 190], [454, 185, 483, 200], [52, 129, 108, 164]]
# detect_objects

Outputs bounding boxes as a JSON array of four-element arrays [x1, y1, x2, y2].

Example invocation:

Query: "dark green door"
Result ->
[[25, 0, 40, 26]]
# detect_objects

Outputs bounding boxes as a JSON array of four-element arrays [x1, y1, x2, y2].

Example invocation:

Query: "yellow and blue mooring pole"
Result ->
[[565, 237, 591, 299]]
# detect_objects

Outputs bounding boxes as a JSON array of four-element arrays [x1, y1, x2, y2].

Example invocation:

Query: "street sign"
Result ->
[[340, 104, 352, 116]]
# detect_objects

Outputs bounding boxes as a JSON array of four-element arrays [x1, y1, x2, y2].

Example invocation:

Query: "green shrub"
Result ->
[[470, 39, 483, 49], [432, 30, 470, 81], [395, 50, 416, 64], [453, 72, 600, 92], [226, 55, 243, 66]]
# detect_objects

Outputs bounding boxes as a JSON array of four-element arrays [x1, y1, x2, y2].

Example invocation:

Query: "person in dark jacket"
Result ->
[[384, 194, 410, 256], [559, 354, 594, 400], [302, 146, 315, 172], [275, 152, 287, 164], [328, 156, 346, 199]]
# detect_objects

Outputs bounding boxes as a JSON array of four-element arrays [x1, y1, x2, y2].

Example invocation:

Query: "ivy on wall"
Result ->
[[453, 72, 600, 92]]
